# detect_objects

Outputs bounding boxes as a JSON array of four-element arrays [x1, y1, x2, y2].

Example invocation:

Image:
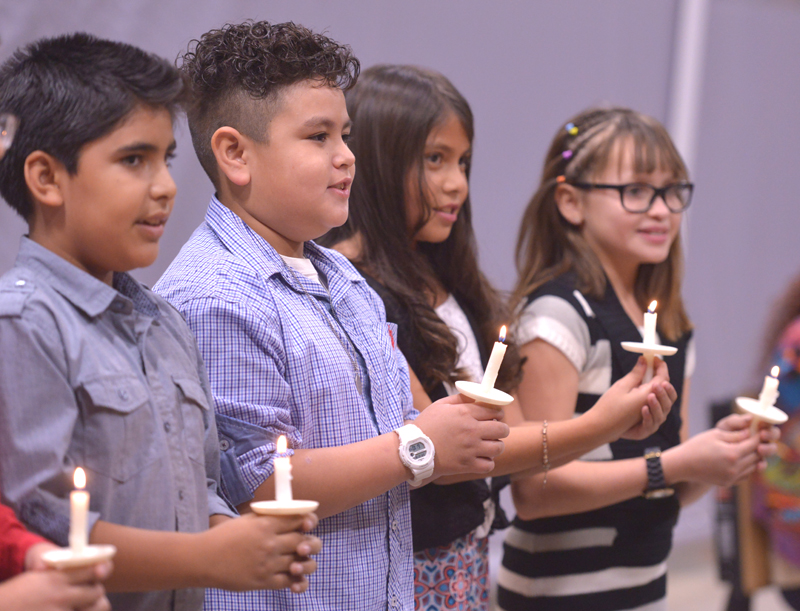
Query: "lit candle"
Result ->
[[69, 468, 89, 554], [758, 366, 780, 411], [643, 300, 658, 345], [481, 326, 508, 392], [274, 435, 293, 502]]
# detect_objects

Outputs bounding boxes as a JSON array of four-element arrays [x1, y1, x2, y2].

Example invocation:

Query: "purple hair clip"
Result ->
[[562, 150, 573, 160]]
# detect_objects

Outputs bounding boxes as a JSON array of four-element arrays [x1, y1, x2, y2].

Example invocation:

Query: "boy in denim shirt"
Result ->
[[0, 33, 320, 611], [156, 21, 509, 610]]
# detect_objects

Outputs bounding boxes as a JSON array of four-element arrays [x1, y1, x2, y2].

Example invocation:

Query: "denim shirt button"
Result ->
[[15, 280, 25, 287], [163, 421, 171, 433], [219, 439, 230, 452], [118, 389, 129, 401]]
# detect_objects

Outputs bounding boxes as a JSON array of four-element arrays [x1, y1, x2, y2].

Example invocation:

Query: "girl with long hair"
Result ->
[[322, 67, 678, 610], [499, 107, 777, 611]]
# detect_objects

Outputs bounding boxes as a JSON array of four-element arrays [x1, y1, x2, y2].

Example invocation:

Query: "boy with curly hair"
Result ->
[[0, 33, 320, 611], [155, 20, 509, 610]]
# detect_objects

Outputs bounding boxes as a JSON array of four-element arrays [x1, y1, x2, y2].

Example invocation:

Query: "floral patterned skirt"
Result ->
[[413, 530, 490, 611]]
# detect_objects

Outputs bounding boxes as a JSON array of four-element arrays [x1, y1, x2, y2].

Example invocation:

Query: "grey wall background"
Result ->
[[1, 0, 799, 543]]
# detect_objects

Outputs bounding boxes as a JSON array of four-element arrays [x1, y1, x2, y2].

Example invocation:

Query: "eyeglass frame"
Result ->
[[568, 181, 694, 214]]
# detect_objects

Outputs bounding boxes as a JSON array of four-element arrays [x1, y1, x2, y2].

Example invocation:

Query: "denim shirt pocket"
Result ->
[[172, 375, 211, 466], [78, 375, 157, 483], [215, 413, 273, 507]]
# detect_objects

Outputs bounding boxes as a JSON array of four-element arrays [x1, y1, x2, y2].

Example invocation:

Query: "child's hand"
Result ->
[[716, 413, 780, 469], [0, 562, 112, 611], [662, 421, 765, 487], [589, 357, 677, 440], [202, 513, 321, 592], [414, 393, 509, 477]]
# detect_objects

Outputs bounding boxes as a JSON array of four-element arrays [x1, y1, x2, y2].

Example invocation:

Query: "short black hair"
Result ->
[[179, 20, 360, 188], [0, 33, 183, 220]]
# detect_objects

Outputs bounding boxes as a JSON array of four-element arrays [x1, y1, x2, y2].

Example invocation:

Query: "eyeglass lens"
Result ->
[[622, 183, 691, 212]]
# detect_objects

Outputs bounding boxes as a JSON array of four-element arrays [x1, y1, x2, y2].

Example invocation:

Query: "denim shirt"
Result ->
[[155, 196, 418, 611], [0, 238, 234, 611]]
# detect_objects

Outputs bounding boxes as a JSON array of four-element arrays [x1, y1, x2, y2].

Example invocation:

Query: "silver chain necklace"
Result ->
[[284, 262, 364, 395]]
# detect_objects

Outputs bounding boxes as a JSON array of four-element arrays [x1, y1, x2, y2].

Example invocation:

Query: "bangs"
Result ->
[[590, 114, 689, 182]]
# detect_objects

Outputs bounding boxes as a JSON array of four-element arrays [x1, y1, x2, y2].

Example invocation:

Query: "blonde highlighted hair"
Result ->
[[512, 107, 692, 341]]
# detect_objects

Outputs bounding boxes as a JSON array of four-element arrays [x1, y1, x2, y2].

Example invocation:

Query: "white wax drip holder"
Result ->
[[250, 500, 319, 516], [620, 341, 678, 382], [734, 396, 788, 427], [41, 544, 116, 570], [454, 380, 513, 407]]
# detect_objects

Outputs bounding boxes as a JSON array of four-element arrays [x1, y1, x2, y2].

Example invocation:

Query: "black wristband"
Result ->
[[643, 446, 674, 499]]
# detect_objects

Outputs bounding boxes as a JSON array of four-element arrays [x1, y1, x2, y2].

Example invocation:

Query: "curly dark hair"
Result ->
[[179, 20, 360, 188]]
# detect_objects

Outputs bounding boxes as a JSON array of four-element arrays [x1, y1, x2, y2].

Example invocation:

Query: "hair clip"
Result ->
[[566, 122, 579, 136], [562, 149, 573, 160], [556, 175, 566, 183]]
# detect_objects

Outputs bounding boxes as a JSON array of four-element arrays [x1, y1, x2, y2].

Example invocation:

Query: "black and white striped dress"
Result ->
[[497, 273, 693, 611]]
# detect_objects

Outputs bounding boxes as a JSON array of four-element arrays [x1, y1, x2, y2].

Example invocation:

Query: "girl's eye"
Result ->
[[459, 156, 471, 170], [310, 132, 328, 142], [426, 153, 443, 164], [342, 133, 352, 144], [165, 152, 177, 167]]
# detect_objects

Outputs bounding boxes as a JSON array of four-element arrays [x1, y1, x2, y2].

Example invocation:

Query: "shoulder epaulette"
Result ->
[[0, 279, 35, 318]]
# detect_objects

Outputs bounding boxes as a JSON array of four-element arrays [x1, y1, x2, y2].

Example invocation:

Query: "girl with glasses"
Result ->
[[498, 107, 778, 611]]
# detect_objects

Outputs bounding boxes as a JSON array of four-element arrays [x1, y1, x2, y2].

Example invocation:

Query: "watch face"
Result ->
[[645, 488, 675, 500], [409, 441, 428, 461]]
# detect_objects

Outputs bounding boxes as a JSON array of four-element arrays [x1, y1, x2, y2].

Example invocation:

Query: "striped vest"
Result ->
[[498, 273, 691, 611]]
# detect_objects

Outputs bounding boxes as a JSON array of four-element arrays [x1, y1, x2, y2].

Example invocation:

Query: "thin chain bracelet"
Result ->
[[542, 419, 549, 488]]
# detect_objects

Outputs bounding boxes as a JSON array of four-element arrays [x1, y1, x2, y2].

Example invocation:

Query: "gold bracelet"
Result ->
[[542, 419, 549, 488]]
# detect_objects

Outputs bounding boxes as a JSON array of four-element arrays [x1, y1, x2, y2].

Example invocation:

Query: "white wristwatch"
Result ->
[[395, 424, 435, 486]]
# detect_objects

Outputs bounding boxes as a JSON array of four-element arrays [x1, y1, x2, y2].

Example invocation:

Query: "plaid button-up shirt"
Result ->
[[155, 196, 417, 611]]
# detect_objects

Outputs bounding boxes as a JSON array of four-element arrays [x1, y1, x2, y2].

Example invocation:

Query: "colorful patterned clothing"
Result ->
[[414, 531, 490, 611]]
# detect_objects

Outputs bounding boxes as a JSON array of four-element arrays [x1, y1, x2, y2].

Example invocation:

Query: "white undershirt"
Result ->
[[434, 294, 485, 388], [434, 294, 494, 538], [280, 255, 322, 285]]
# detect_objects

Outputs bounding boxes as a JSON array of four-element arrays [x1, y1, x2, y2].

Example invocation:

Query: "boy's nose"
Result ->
[[152, 165, 177, 202], [334, 138, 355, 168]]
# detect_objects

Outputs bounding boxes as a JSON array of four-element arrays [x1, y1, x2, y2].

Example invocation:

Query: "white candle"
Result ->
[[69, 468, 89, 554], [274, 435, 293, 502], [641, 301, 658, 382], [481, 326, 508, 391], [643, 300, 658, 345], [758, 366, 780, 411]]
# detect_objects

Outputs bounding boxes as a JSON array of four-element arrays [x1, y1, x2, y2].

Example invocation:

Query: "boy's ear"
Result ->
[[23, 151, 66, 208], [211, 127, 252, 187], [554, 183, 584, 226]]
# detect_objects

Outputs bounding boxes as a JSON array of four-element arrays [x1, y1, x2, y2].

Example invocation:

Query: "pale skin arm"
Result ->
[[512, 344, 778, 520], [668, 379, 710, 506], [432, 343, 676, 485], [246, 394, 509, 519], [89, 513, 320, 593]]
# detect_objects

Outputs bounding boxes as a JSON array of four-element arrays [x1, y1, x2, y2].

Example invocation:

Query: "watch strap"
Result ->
[[644, 446, 674, 499], [396, 424, 435, 485]]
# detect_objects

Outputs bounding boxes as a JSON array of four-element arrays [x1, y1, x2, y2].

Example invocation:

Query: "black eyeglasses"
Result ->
[[570, 181, 694, 213]]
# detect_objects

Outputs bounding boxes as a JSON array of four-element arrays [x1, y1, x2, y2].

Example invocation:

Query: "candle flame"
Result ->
[[647, 300, 657, 313], [499, 325, 507, 343], [771, 365, 780, 378], [277, 435, 287, 454], [74, 467, 86, 489]]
